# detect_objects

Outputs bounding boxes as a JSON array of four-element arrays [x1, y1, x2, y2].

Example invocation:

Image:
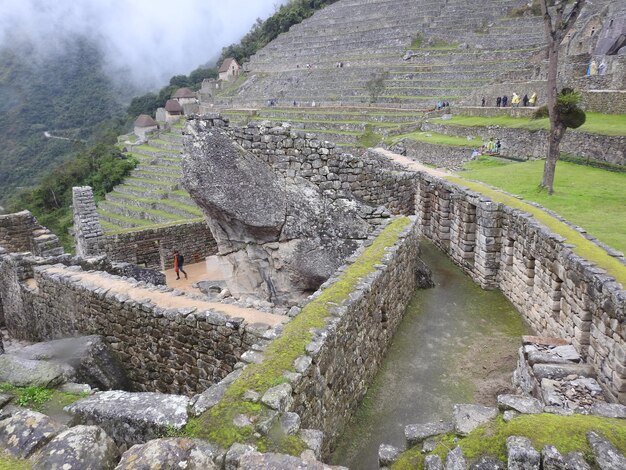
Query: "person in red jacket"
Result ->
[[173, 250, 188, 280]]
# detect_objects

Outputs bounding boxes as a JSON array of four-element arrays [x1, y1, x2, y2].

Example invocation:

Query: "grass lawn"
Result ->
[[388, 130, 483, 147], [436, 112, 626, 137], [457, 158, 626, 258]]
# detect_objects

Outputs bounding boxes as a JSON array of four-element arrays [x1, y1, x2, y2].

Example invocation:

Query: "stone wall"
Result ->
[[0, 211, 63, 257], [73, 187, 105, 258], [11, 264, 265, 395], [287, 218, 427, 455], [414, 172, 626, 403], [99, 222, 217, 270], [72, 186, 217, 270], [421, 122, 626, 167], [223, 120, 416, 215], [392, 139, 473, 171]]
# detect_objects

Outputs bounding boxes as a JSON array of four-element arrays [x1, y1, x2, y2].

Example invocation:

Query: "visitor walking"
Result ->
[[496, 96, 502, 107], [502, 95, 508, 107], [173, 250, 188, 280], [599, 61, 607, 76], [529, 92, 537, 106], [481, 97, 485, 107], [522, 94, 529, 106], [511, 93, 521, 107], [496, 139, 501, 154]]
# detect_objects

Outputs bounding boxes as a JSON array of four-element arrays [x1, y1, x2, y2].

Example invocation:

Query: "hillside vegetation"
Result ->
[[0, 38, 126, 203]]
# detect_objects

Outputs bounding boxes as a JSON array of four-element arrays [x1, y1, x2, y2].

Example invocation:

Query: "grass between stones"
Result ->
[[183, 217, 412, 453], [445, 164, 626, 287], [0, 384, 88, 412], [390, 414, 626, 469], [436, 112, 626, 137]]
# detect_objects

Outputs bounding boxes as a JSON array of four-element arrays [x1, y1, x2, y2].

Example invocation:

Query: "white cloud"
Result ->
[[0, 0, 284, 89]]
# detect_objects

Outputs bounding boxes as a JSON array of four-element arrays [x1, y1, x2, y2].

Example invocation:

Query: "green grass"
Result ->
[[391, 414, 626, 469], [109, 192, 202, 217], [184, 217, 412, 452], [459, 159, 626, 256], [0, 453, 31, 470], [101, 218, 205, 235], [436, 112, 626, 137], [387, 130, 482, 147], [97, 208, 154, 228], [100, 201, 183, 221], [125, 177, 176, 187], [0, 384, 87, 412], [446, 163, 626, 287], [357, 125, 383, 148], [134, 144, 180, 154]]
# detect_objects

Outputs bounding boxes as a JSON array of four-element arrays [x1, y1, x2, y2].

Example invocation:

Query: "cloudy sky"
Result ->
[[0, 0, 285, 89]]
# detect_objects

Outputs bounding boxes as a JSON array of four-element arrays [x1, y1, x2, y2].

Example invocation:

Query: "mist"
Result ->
[[0, 0, 285, 90]]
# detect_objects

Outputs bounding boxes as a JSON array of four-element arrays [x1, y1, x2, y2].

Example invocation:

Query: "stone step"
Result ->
[[124, 177, 180, 191], [97, 209, 154, 230], [129, 145, 181, 159], [146, 138, 181, 152], [135, 164, 182, 176], [98, 201, 184, 225], [105, 193, 202, 219], [158, 132, 183, 144], [132, 170, 182, 184]]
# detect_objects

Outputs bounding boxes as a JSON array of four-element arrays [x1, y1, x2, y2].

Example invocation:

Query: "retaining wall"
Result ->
[[99, 222, 217, 270], [288, 218, 427, 455], [422, 122, 626, 167], [14, 264, 264, 395], [414, 172, 626, 403], [223, 120, 416, 215]]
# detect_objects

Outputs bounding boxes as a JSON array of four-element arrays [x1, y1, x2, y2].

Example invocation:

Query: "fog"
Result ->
[[0, 0, 285, 89]]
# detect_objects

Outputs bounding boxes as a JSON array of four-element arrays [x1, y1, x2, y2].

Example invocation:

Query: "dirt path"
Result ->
[[373, 147, 451, 178], [45, 266, 285, 327], [163, 257, 224, 294]]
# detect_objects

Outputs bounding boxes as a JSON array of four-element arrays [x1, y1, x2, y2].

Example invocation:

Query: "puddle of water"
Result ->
[[331, 241, 530, 469]]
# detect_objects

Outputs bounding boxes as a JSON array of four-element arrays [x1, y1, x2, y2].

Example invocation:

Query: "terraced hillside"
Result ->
[[99, 122, 203, 233], [209, 0, 546, 109]]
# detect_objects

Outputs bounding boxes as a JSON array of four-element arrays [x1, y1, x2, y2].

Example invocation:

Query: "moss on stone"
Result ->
[[183, 217, 412, 453], [391, 414, 626, 469]]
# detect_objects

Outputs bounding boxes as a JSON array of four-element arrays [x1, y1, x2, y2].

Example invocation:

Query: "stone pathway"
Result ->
[[44, 266, 286, 327], [373, 147, 451, 178], [163, 257, 224, 294]]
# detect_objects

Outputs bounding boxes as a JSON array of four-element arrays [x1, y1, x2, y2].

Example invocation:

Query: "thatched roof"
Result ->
[[219, 58, 239, 73], [165, 99, 183, 114], [173, 87, 195, 99], [134, 114, 158, 127]]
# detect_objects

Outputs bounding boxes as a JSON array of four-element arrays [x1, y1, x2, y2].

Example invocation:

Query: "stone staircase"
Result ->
[[98, 122, 203, 233]]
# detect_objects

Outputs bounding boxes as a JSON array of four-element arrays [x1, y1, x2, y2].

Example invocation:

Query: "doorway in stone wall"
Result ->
[[135, 239, 161, 269]]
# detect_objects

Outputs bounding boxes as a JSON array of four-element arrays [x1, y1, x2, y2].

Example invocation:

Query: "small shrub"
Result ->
[[410, 33, 423, 49]]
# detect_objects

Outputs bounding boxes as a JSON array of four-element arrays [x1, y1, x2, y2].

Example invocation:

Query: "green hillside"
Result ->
[[0, 38, 125, 203]]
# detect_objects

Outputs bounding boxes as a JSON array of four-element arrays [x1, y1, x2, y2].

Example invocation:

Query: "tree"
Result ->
[[538, 0, 586, 194], [365, 71, 389, 104]]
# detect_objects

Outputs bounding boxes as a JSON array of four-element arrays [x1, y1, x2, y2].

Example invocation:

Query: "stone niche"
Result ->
[[182, 119, 371, 305]]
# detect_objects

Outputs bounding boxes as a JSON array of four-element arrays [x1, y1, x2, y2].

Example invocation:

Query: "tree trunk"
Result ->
[[542, 123, 565, 194]]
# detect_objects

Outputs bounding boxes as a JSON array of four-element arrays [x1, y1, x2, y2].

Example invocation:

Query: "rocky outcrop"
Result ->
[[115, 438, 222, 470], [65, 391, 189, 449], [182, 120, 370, 305], [0, 409, 67, 458], [31, 425, 119, 470], [9, 335, 129, 391]]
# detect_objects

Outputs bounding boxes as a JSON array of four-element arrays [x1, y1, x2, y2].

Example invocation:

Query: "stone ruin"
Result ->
[[182, 118, 371, 305]]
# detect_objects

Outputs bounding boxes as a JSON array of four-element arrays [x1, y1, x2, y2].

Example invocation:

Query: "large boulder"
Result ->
[[65, 391, 189, 449], [12, 335, 129, 391], [31, 425, 119, 470], [182, 122, 371, 305], [0, 355, 66, 388], [115, 438, 221, 470], [0, 409, 66, 458]]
